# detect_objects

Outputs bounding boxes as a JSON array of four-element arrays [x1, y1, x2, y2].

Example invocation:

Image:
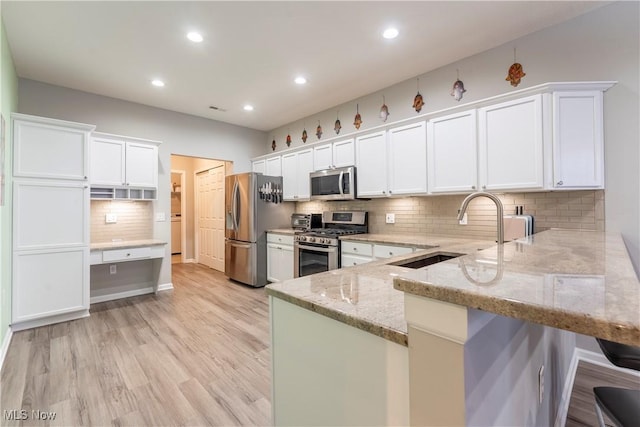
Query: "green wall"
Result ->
[[0, 15, 18, 347]]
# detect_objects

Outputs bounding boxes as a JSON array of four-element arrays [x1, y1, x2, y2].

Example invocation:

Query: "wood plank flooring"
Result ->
[[565, 360, 639, 427], [1, 263, 271, 426], [2, 262, 638, 426]]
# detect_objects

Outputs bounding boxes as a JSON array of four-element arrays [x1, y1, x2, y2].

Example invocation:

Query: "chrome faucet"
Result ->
[[457, 192, 505, 244]]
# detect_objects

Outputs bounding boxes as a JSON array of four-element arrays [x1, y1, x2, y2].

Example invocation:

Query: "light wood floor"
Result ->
[[566, 360, 639, 427], [1, 263, 271, 426], [1, 263, 638, 426]]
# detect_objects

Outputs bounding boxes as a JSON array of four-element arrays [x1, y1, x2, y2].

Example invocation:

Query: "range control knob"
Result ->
[[309, 237, 316, 243]]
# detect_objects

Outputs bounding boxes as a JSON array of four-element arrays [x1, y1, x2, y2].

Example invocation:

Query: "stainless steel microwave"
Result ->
[[310, 166, 357, 201]]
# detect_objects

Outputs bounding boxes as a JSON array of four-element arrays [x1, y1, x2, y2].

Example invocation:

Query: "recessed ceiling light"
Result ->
[[243, 105, 254, 111], [294, 76, 307, 85], [187, 32, 203, 43], [383, 28, 399, 39], [151, 79, 165, 87]]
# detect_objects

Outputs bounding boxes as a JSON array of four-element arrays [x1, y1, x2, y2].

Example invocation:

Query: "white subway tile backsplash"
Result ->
[[91, 200, 153, 243]]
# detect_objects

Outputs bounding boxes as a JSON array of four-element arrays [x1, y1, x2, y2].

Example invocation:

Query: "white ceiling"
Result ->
[[2, 1, 606, 132]]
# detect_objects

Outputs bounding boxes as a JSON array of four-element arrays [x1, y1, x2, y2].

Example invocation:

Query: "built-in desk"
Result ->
[[89, 240, 169, 303]]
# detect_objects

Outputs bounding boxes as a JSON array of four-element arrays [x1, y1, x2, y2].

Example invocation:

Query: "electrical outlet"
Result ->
[[459, 213, 468, 225], [105, 213, 117, 224], [385, 213, 395, 224], [155, 212, 166, 222], [538, 364, 545, 405], [109, 265, 117, 275]]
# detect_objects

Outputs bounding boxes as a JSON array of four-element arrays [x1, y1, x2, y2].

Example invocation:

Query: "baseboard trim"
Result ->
[[0, 327, 14, 372], [11, 310, 90, 332], [90, 287, 154, 304], [184, 258, 196, 264], [157, 282, 174, 292]]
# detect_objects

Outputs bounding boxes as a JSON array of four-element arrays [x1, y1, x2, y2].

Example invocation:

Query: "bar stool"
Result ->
[[593, 338, 640, 427]]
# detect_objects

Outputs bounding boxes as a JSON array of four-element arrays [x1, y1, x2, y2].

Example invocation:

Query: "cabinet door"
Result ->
[[253, 160, 266, 174], [428, 111, 478, 193], [13, 247, 89, 323], [356, 131, 388, 197], [333, 139, 355, 168], [313, 144, 333, 170], [91, 137, 126, 185], [281, 153, 298, 201], [266, 156, 282, 176], [341, 253, 373, 267], [267, 243, 294, 282], [388, 122, 427, 196], [125, 142, 158, 187], [479, 95, 544, 191], [373, 244, 414, 259], [13, 117, 90, 180], [552, 91, 604, 188], [14, 180, 88, 250], [296, 149, 314, 200]]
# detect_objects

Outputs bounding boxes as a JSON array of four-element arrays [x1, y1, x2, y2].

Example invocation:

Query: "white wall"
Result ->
[[18, 79, 266, 286], [266, 2, 640, 274]]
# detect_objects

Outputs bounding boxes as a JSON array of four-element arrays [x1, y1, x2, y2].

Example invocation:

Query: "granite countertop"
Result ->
[[339, 233, 487, 250], [395, 230, 640, 346], [266, 234, 495, 346], [90, 239, 167, 250], [268, 228, 297, 235]]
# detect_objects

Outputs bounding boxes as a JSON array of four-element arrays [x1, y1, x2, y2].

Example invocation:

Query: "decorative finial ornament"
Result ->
[[286, 132, 291, 147], [271, 138, 276, 151], [334, 111, 341, 134], [413, 78, 424, 113], [316, 121, 323, 139], [450, 69, 466, 101], [506, 48, 526, 87], [380, 96, 390, 122], [353, 104, 362, 129], [302, 122, 308, 143]]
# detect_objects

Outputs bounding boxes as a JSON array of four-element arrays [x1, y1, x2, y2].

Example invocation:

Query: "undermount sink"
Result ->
[[392, 252, 463, 269]]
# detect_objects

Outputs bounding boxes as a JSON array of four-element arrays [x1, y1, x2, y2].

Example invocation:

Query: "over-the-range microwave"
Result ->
[[310, 166, 357, 201]]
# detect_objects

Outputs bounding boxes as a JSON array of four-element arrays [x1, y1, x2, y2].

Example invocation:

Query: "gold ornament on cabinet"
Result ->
[[413, 78, 424, 113], [506, 48, 526, 87], [353, 104, 362, 129]]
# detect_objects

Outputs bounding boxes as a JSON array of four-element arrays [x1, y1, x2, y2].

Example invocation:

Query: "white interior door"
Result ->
[[196, 165, 225, 271]]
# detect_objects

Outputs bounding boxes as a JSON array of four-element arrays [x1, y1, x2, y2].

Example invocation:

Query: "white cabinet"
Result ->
[[267, 233, 294, 282], [355, 131, 388, 197], [373, 243, 414, 259], [91, 133, 159, 188], [11, 113, 94, 331], [13, 114, 90, 181], [356, 123, 427, 198], [550, 91, 604, 189], [478, 95, 544, 191], [314, 138, 355, 170], [340, 240, 373, 267], [266, 156, 282, 176], [428, 110, 478, 193], [388, 122, 427, 196], [282, 148, 313, 201], [252, 159, 266, 174]]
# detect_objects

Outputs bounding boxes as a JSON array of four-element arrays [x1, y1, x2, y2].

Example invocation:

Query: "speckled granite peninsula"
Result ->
[[266, 230, 640, 346], [395, 229, 640, 346]]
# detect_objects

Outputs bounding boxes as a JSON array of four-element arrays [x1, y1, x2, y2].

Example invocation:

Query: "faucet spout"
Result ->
[[457, 191, 505, 244]]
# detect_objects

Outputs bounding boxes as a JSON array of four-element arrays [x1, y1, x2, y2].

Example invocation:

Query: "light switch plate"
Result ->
[[155, 212, 166, 222], [385, 213, 395, 224], [105, 213, 117, 224]]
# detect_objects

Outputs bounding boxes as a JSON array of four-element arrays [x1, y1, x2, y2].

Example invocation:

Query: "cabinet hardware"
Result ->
[[557, 181, 563, 186], [472, 186, 476, 190], [482, 185, 487, 189]]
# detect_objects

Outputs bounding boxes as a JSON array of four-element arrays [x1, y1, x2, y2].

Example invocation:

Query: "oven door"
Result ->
[[294, 242, 339, 278]]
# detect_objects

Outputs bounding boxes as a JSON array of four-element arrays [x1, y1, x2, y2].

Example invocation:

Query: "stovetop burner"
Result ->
[[305, 228, 362, 237]]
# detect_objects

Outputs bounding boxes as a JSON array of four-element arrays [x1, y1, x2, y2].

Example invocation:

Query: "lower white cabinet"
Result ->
[[341, 240, 415, 266], [267, 233, 294, 282], [373, 244, 414, 259]]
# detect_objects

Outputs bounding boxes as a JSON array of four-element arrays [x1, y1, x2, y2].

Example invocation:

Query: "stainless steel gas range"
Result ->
[[294, 211, 368, 278]]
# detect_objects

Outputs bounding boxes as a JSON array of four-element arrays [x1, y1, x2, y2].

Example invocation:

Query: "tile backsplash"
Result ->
[[91, 200, 153, 243], [296, 190, 603, 241]]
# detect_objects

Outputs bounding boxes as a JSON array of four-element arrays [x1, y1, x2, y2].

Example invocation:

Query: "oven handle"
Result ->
[[295, 242, 338, 253]]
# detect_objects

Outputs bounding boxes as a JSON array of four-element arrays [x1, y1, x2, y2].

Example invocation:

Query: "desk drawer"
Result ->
[[102, 247, 151, 262]]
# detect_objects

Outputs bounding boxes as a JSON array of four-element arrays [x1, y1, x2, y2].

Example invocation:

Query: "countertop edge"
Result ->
[[90, 240, 168, 250], [266, 287, 408, 347], [393, 276, 639, 347]]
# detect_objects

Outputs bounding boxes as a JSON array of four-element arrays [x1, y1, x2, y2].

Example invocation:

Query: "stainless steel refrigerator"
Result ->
[[225, 172, 294, 287]]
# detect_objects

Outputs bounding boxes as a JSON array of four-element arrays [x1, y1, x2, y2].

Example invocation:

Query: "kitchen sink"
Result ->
[[392, 252, 463, 269]]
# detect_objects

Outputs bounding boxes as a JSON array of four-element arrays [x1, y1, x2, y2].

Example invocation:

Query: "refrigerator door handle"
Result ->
[[234, 181, 241, 231], [230, 241, 252, 249], [231, 180, 239, 231], [338, 171, 344, 195]]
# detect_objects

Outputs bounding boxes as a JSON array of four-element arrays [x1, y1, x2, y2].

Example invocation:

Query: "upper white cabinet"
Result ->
[[13, 114, 91, 181], [356, 123, 427, 197], [478, 95, 544, 191], [252, 155, 282, 176], [550, 91, 604, 189], [282, 148, 313, 200], [252, 159, 266, 174], [428, 110, 478, 193], [91, 133, 159, 188], [356, 131, 388, 197], [314, 138, 355, 170], [387, 121, 427, 196]]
